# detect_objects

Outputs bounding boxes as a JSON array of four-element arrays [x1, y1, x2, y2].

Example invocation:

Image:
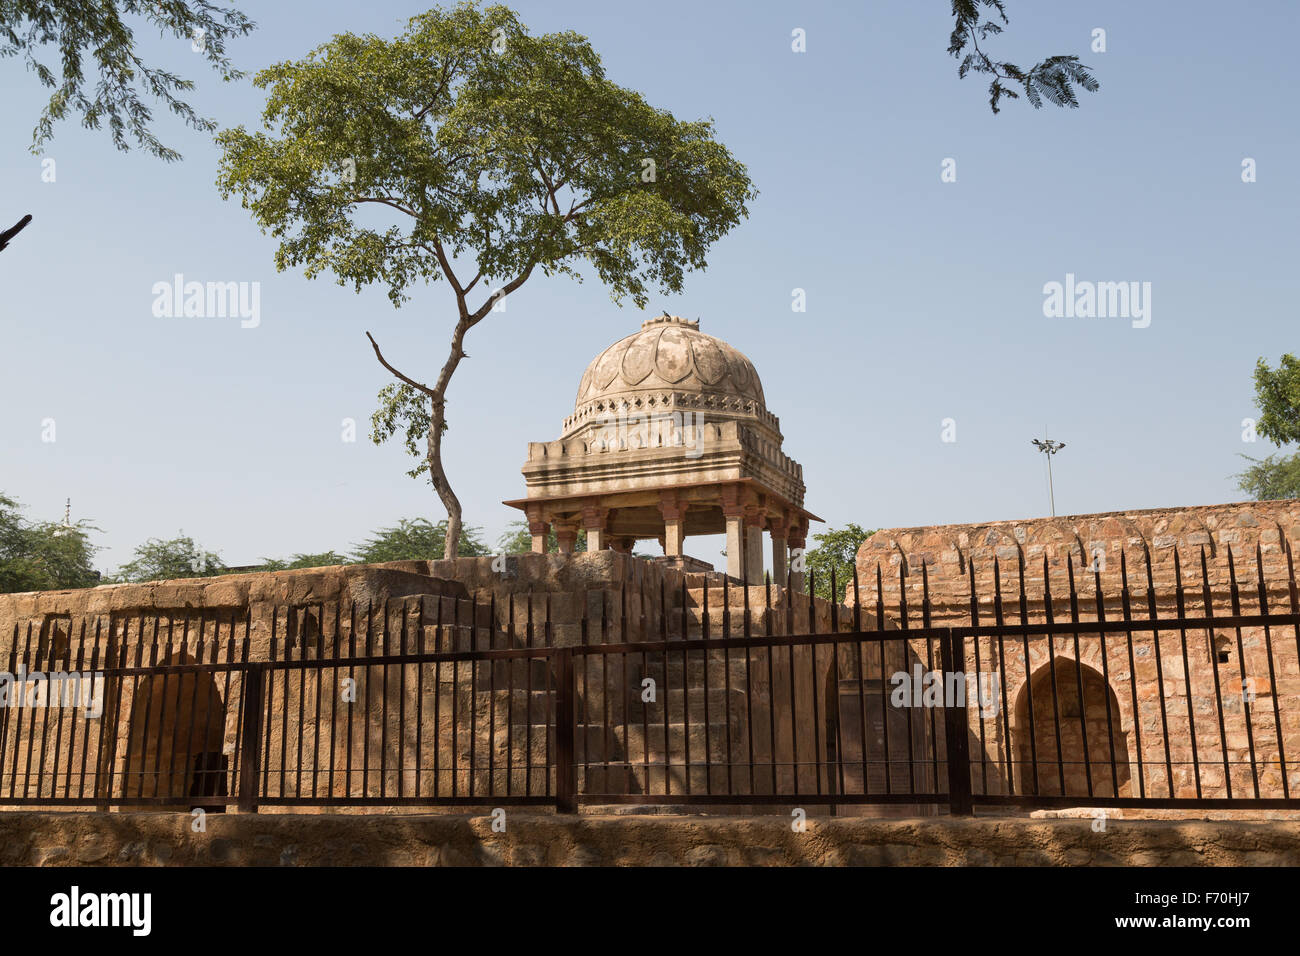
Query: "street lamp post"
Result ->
[[1030, 435, 1066, 517]]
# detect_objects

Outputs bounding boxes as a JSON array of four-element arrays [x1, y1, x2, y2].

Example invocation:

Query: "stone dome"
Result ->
[[574, 314, 766, 413]]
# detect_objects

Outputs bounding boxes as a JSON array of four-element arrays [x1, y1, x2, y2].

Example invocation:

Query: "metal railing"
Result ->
[[2, 542, 1299, 814]]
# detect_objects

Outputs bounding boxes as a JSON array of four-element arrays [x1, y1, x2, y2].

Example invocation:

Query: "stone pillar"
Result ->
[[788, 523, 807, 592], [724, 514, 744, 581], [582, 504, 608, 552], [526, 505, 549, 554], [769, 516, 788, 586], [745, 523, 763, 585], [554, 518, 580, 555], [659, 492, 686, 558], [611, 536, 636, 554], [721, 484, 747, 583]]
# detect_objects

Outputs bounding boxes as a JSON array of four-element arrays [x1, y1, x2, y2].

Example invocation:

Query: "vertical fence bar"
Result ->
[[555, 648, 576, 814], [992, 558, 1014, 797], [941, 629, 973, 816], [1092, 560, 1120, 798], [1227, 548, 1260, 798], [1256, 545, 1288, 798], [1066, 555, 1094, 798], [238, 663, 265, 813], [1200, 548, 1232, 798], [1119, 553, 1151, 798], [1171, 551, 1202, 799]]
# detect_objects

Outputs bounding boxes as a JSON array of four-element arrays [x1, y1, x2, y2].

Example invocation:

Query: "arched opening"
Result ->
[[124, 651, 227, 807], [1014, 657, 1130, 798]]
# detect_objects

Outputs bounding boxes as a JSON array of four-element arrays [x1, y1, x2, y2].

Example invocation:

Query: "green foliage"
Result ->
[[3, 0, 255, 160], [215, 1, 756, 510], [252, 551, 352, 572], [1251, 354, 1300, 447], [803, 523, 875, 601], [496, 520, 587, 554], [371, 383, 436, 480], [1236, 355, 1300, 502], [1236, 453, 1300, 501], [216, 1, 754, 307], [110, 534, 224, 583], [0, 493, 101, 593], [352, 518, 490, 563], [949, 0, 1099, 114]]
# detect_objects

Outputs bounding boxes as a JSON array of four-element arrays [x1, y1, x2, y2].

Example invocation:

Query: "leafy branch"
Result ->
[[949, 0, 1099, 114]]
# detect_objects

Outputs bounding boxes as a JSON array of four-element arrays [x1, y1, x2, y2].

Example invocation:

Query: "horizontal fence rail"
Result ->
[[2, 541, 1300, 814]]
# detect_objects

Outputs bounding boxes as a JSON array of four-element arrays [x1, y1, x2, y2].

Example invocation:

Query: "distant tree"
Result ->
[[1250, 355, 1300, 445], [1236, 355, 1300, 500], [496, 519, 587, 554], [353, 518, 490, 564], [803, 523, 875, 601], [251, 551, 352, 572], [1236, 453, 1300, 501], [950, 1, 1099, 113], [0, 493, 100, 592], [112, 534, 225, 583], [216, 1, 755, 558]]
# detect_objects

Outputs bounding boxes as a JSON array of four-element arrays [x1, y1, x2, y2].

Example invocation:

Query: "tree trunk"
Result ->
[[425, 314, 477, 560], [426, 398, 462, 560]]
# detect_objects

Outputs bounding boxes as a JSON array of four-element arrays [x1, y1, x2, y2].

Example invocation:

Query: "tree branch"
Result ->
[[0, 214, 33, 252], [366, 331, 436, 398]]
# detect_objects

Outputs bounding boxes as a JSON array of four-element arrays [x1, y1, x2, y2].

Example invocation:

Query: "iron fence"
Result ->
[[2, 542, 1299, 814]]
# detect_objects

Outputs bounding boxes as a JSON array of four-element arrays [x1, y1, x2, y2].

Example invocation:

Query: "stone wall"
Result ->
[[0, 554, 846, 809], [850, 499, 1300, 801], [4, 811, 1297, 866]]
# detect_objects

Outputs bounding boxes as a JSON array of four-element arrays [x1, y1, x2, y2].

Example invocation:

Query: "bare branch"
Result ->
[[366, 331, 436, 398], [0, 214, 33, 252], [354, 196, 421, 219]]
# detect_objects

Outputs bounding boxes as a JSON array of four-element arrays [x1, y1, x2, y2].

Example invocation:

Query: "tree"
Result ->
[[1250, 355, 1300, 446], [251, 551, 352, 572], [0, 493, 100, 593], [2, 0, 254, 162], [352, 518, 489, 564], [215, 1, 755, 559], [111, 534, 225, 583], [950, 1, 1099, 113], [1236, 453, 1300, 501], [803, 523, 875, 601], [0, 1, 253, 256], [496, 519, 586, 554], [1236, 355, 1300, 500]]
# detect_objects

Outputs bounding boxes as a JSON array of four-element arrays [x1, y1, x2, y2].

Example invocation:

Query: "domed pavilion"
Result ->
[[504, 314, 818, 585]]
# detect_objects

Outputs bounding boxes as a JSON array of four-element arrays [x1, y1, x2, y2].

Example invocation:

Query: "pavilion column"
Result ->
[[743, 506, 764, 585], [769, 516, 789, 586], [721, 484, 748, 583], [526, 505, 549, 554], [582, 504, 608, 552], [659, 492, 686, 558], [788, 523, 808, 592], [610, 536, 635, 554], [724, 514, 744, 581], [554, 518, 580, 555]]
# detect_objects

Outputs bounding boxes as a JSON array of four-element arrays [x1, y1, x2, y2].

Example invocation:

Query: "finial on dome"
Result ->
[[641, 312, 700, 331]]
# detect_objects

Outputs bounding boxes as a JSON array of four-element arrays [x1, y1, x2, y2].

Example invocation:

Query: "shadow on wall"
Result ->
[[1015, 658, 1130, 799], [123, 650, 228, 808]]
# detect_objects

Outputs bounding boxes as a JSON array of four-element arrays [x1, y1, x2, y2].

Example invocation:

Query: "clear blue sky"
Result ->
[[1, 0, 1297, 574]]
